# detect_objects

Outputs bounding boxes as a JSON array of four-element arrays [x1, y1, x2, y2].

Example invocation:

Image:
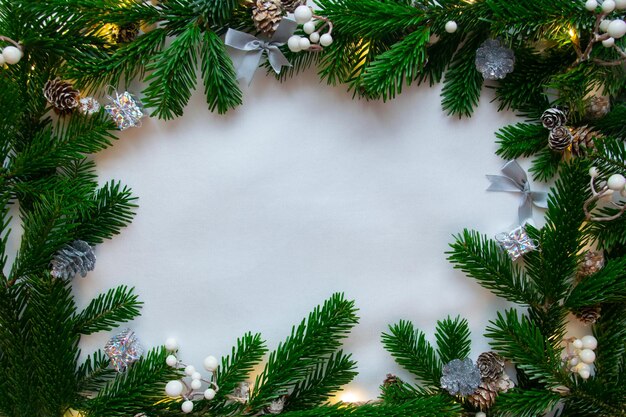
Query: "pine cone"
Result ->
[[570, 125, 604, 157], [44, 79, 80, 115], [578, 250, 605, 278], [383, 374, 399, 387], [281, 0, 305, 12], [585, 96, 610, 119], [476, 351, 505, 382], [548, 125, 573, 151], [466, 381, 498, 411], [541, 108, 567, 130], [113, 22, 140, 43], [50, 240, 96, 279], [574, 306, 601, 324], [252, 0, 283, 35]]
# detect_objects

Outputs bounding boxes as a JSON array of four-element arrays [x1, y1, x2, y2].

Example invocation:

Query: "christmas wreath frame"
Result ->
[[0, 0, 625, 416]]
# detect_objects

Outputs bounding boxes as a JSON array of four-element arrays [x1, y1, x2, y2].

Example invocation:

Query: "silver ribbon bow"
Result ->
[[225, 19, 297, 85], [486, 160, 548, 223]]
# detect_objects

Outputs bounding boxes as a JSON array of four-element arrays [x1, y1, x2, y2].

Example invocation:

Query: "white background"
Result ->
[[70, 68, 541, 400]]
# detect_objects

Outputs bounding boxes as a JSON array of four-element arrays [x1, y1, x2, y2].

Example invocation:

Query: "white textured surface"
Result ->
[[71, 69, 540, 400]]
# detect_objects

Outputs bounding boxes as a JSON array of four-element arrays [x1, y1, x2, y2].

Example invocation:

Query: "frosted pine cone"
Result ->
[[541, 108, 567, 130], [44, 79, 80, 115], [578, 250, 605, 277], [50, 240, 96, 279], [571, 125, 603, 157], [574, 306, 601, 325], [281, 0, 305, 12], [252, 0, 283, 35], [548, 126, 573, 151], [585, 96, 610, 119], [476, 351, 505, 382]]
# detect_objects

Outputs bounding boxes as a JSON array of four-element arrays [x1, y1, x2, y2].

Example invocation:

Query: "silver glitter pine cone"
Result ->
[[574, 306, 601, 325], [282, 0, 306, 12], [50, 240, 96, 279], [476, 351, 505, 382], [541, 108, 567, 130], [252, 0, 283, 35], [475, 39, 515, 80], [548, 126, 573, 151], [43, 79, 80, 115], [440, 358, 481, 396]]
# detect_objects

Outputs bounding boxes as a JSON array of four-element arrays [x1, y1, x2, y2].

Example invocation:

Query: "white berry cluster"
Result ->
[[163, 337, 220, 414], [287, 5, 333, 53], [0, 42, 23, 67], [585, 0, 626, 47], [590, 167, 626, 197], [563, 335, 598, 380]]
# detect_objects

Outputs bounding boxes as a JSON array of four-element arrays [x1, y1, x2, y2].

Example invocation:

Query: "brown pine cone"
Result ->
[[578, 250, 605, 278], [43, 79, 80, 115], [574, 306, 601, 325], [476, 351, 505, 382], [252, 0, 283, 35], [282, 0, 306, 12], [113, 22, 140, 43], [586, 96, 610, 119], [548, 125, 573, 151], [570, 125, 604, 157], [383, 374, 399, 387], [466, 381, 498, 411]]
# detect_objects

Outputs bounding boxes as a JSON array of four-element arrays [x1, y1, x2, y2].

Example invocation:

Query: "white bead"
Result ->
[[607, 174, 626, 190], [184, 365, 196, 376], [602, 37, 615, 47], [303, 21, 316, 35], [287, 35, 302, 52], [309, 32, 320, 43], [320, 33, 333, 47], [581, 335, 598, 350], [579, 348, 596, 364], [294, 5, 313, 24], [165, 380, 184, 397], [204, 388, 217, 400], [616, 0, 626, 9], [165, 337, 178, 351], [569, 357, 579, 366], [607, 19, 626, 39], [2, 46, 22, 65], [192, 371, 202, 380], [585, 0, 598, 10], [181, 400, 194, 413], [600, 20, 611, 32], [476, 412, 487, 417], [589, 167, 599, 177], [576, 362, 591, 373], [445, 20, 458, 33], [203, 355, 219, 372], [602, 0, 616, 12], [578, 369, 591, 379], [190, 379, 202, 390], [166, 355, 178, 367], [573, 339, 584, 349], [299, 37, 311, 51]]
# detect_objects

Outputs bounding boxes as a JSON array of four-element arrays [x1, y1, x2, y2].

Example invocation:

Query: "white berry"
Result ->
[[166, 355, 178, 367], [577, 362, 591, 373], [165, 337, 178, 351], [602, 37, 615, 47], [309, 32, 320, 43], [190, 379, 202, 390], [184, 365, 196, 376], [616, 0, 626, 9], [581, 335, 598, 350], [294, 5, 313, 24], [585, 0, 598, 10], [320, 33, 333, 47], [602, 0, 616, 12], [607, 174, 626, 190], [600, 20, 611, 32], [192, 371, 202, 380], [607, 19, 626, 39], [2, 46, 22, 65], [203, 355, 219, 372], [476, 412, 487, 417], [165, 380, 184, 397], [589, 167, 599, 177], [287, 35, 302, 52], [570, 357, 579, 366], [573, 339, 584, 349], [579, 348, 596, 364], [299, 37, 311, 50], [303, 21, 316, 34], [181, 400, 194, 413], [445, 20, 458, 33], [204, 388, 217, 400], [579, 369, 591, 379]]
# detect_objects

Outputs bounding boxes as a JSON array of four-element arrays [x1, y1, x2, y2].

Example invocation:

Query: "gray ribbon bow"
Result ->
[[225, 19, 297, 85], [486, 160, 548, 223]]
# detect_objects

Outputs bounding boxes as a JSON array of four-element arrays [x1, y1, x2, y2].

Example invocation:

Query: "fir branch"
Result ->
[[248, 294, 359, 412], [592, 304, 626, 381], [76, 350, 117, 396], [447, 230, 539, 306], [592, 104, 626, 138], [200, 30, 242, 114], [381, 320, 442, 389], [492, 388, 562, 417], [73, 286, 142, 335], [565, 256, 626, 307], [495, 123, 548, 160], [529, 147, 562, 182], [380, 377, 433, 404], [434, 316, 471, 364], [592, 137, 626, 177], [418, 33, 461, 86]]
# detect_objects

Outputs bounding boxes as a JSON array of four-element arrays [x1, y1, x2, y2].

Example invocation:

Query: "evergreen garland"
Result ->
[[0, 0, 624, 416]]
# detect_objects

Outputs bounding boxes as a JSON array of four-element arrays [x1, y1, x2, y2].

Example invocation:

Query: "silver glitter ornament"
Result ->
[[440, 358, 481, 396], [105, 329, 143, 372], [50, 240, 96, 279], [495, 225, 538, 261], [105, 90, 145, 130], [78, 97, 101, 115], [475, 39, 515, 80]]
